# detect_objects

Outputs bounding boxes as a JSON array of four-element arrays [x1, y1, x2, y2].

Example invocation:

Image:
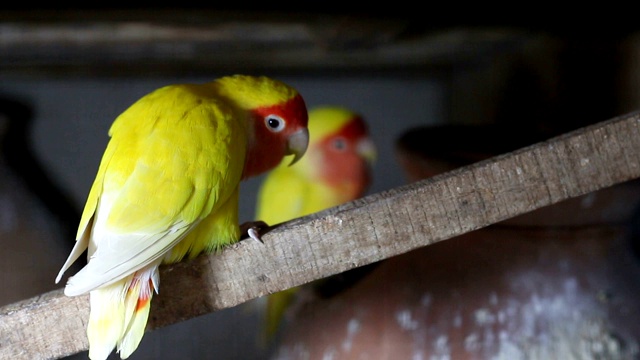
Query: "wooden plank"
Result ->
[[1, 111, 640, 359], [0, 10, 527, 77]]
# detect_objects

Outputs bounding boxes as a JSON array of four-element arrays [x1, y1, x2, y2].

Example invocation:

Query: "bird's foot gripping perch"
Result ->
[[240, 220, 269, 243]]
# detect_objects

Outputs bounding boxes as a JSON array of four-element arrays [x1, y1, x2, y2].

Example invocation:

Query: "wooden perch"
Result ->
[[2, 111, 640, 359]]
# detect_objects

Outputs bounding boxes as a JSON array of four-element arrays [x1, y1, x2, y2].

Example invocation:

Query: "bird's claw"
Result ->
[[248, 227, 263, 243], [240, 220, 269, 244]]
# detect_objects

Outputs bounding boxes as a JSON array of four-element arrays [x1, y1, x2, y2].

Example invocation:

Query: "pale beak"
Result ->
[[357, 137, 377, 165], [286, 128, 310, 166]]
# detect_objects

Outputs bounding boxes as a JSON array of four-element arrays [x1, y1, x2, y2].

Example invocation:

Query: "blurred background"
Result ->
[[1, 6, 640, 360]]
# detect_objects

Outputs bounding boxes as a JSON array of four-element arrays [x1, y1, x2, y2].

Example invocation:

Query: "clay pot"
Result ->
[[270, 125, 640, 359]]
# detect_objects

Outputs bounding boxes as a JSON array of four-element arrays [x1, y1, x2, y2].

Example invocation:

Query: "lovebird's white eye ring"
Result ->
[[265, 115, 286, 132]]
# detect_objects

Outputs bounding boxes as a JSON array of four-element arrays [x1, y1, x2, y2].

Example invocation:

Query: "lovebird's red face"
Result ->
[[316, 115, 376, 194], [244, 93, 309, 178]]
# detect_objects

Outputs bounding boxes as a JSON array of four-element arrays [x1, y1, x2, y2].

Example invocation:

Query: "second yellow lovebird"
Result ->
[[255, 105, 376, 341]]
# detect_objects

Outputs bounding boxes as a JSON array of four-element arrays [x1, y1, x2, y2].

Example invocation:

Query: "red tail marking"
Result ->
[[127, 277, 154, 312]]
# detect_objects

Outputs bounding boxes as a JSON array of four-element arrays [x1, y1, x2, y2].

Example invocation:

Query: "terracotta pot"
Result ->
[[270, 125, 640, 359]]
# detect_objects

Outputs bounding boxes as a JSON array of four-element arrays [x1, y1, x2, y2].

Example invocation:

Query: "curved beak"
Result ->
[[286, 128, 310, 166], [357, 137, 377, 165]]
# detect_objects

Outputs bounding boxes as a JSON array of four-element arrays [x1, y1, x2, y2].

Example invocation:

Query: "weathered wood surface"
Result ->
[[2, 111, 640, 359], [0, 10, 528, 77]]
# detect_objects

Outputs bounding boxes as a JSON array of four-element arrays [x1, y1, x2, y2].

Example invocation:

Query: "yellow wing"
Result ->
[[257, 163, 352, 226], [58, 83, 247, 295], [256, 164, 306, 225]]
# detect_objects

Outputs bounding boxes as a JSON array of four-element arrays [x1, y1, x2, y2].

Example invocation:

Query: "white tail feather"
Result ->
[[86, 264, 160, 360], [55, 227, 91, 284], [87, 284, 126, 360]]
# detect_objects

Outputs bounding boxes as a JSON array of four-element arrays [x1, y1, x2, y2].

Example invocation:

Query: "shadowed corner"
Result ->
[[0, 95, 83, 272], [630, 202, 640, 263], [0, 95, 89, 359]]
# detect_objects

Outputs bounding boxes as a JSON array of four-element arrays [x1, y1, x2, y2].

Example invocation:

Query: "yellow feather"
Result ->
[[87, 285, 126, 360], [256, 165, 347, 225], [214, 75, 299, 110]]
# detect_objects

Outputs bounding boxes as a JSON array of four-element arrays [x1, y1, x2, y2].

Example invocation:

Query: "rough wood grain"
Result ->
[[2, 111, 640, 359], [0, 10, 527, 77]]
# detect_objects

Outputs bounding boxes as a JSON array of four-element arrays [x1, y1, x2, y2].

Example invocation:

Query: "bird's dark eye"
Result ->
[[332, 137, 347, 151], [265, 115, 286, 132]]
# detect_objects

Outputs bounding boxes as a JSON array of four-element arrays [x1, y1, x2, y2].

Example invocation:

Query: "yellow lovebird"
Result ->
[[55, 75, 309, 360], [255, 105, 376, 340]]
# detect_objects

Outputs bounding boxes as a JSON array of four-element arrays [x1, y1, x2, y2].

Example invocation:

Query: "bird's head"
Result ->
[[216, 75, 309, 179], [304, 106, 376, 195]]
